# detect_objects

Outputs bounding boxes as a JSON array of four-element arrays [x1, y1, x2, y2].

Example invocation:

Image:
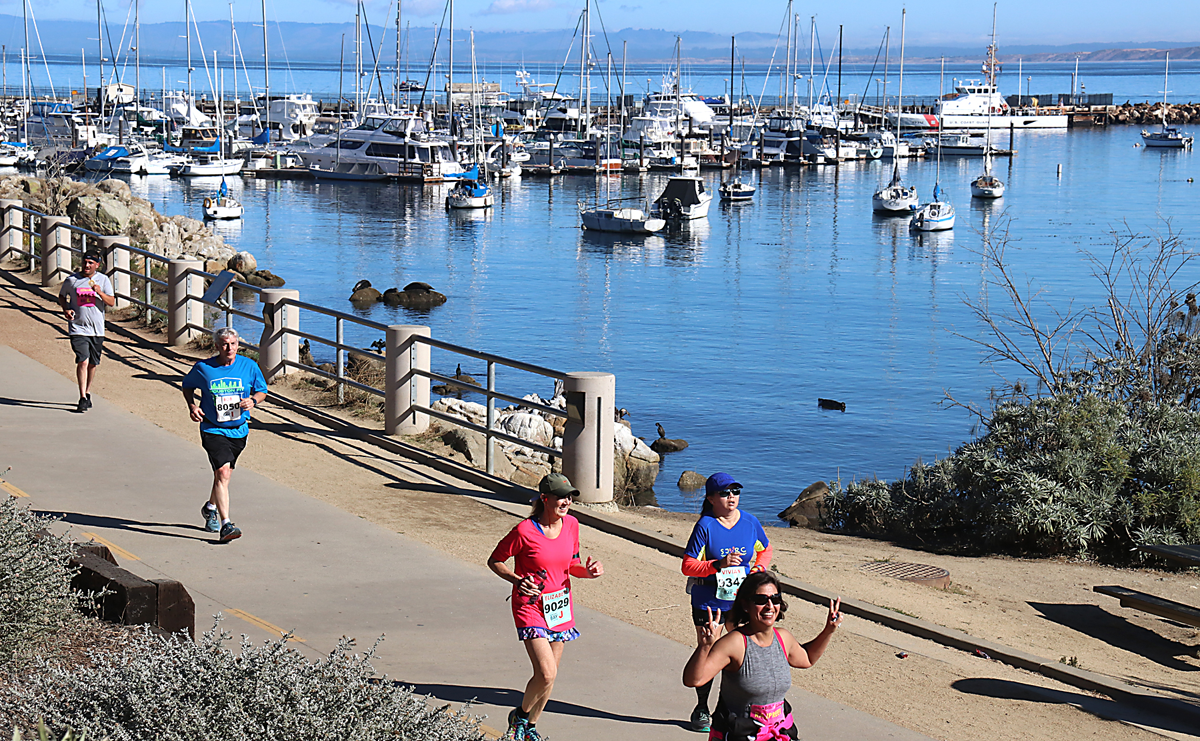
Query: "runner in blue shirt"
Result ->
[[681, 472, 773, 733], [181, 327, 267, 543]]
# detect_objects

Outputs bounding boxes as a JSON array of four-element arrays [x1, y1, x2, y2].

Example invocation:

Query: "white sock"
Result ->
[[222, 518, 231, 526]]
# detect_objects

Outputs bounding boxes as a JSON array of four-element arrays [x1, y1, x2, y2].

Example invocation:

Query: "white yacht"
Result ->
[[296, 114, 470, 182], [236, 94, 321, 143], [1142, 53, 1194, 149], [579, 200, 665, 234], [872, 167, 918, 214]]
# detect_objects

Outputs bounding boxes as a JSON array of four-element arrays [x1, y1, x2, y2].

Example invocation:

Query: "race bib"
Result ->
[[715, 566, 747, 601], [541, 587, 572, 629], [215, 395, 243, 423]]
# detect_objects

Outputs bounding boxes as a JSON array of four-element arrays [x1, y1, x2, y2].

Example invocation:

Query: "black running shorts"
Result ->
[[201, 432, 247, 471], [70, 335, 104, 365]]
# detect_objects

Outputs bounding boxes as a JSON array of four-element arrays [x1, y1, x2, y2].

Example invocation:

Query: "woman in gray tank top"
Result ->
[[683, 572, 843, 741]]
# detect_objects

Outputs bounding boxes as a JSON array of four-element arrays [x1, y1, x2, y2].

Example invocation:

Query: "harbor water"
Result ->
[[55, 59, 1200, 522]]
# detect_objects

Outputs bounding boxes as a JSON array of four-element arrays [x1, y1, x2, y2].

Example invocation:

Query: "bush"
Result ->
[[824, 223, 1200, 562], [11, 623, 485, 741], [0, 497, 85, 668]]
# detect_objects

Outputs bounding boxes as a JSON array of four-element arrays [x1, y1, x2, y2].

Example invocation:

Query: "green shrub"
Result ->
[[0, 498, 84, 667], [12, 623, 485, 741]]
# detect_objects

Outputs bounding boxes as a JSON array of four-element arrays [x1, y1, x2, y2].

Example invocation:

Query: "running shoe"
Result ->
[[76, 397, 88, 413], [505, 708, 528, 740], [201, 503, 220, 533], [689, 706, 711, 733], [219, 522, 242, 543], [86, 393, 92, 409], [523, 726, 545, 741]]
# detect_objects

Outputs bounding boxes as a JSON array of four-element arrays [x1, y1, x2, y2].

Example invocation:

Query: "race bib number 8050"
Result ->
[[215, 395, 243, 423]]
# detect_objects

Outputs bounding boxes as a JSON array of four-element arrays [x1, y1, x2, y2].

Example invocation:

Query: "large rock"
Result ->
[[678, 470, 707, 490], [350, 286, 383, 303], [95, 178, 131, 199], [778, 481, 830, 528], [66, 194, 132, 235], [431, 398, 487, 426], [443, 426, 486, 466], [228, 251, 257, 274], [245, 270, 285, 288], [498, 413, 554, 448], [382, 285, 447, 308]]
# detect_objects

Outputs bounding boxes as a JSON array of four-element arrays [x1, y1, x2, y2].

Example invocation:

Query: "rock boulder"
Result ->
[[778, 481, 830, 528]]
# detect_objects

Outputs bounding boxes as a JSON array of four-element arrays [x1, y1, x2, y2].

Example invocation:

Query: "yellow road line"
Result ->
[[80, 532, 140, 562], [1, 481, 29, 498], [226, 608, 305, 642]]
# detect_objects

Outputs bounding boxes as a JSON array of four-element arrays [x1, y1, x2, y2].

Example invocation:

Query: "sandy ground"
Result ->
[[3, 265, 1199, 741]]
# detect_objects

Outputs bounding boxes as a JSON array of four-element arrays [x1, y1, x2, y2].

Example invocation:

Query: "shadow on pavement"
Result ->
[[952, 677, 1200, 736], [36, 510, 213, 542], [0, 396, 78, 412], [405, 682, 688, 729], [1029, 602, 1199, 672]]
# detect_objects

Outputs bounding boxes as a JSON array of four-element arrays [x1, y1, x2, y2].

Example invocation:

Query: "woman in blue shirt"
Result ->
[[681, 472, 772, 733]]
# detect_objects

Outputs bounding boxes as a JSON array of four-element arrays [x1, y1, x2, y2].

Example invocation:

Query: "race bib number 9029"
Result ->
[[541, 587, 572, 629]]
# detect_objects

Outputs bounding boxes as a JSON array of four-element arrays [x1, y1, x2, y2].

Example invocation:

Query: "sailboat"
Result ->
[[872, 10, 917, 214], [203, 176, 244, 220], [445, 31, 494, 210], [972, 5, 1006, 199], [1142, 52, 1194, 149], [913, 63, 955, 233]]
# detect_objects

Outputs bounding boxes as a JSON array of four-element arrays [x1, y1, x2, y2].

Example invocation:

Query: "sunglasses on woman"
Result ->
[[750, 593, 783, 606]]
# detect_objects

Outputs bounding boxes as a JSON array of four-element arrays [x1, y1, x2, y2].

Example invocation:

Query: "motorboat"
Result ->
[[923, 132, 988, 156], [872, 166, 918, 213], [202, 178, 243, 220], [718, 178, 755, 202], [296, 114, 471, 182], [579, 199, 666, 234], [83, 145, 132, 172], [912, 184, 955, 231], [653, 176, 712, 221], [1142, 52, 1194, 149], [445, 179, 495, 210], [308, 161, 389, 181]]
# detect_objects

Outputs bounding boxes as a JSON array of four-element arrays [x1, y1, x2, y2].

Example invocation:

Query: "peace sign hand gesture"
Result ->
[[826, 597, 844, 631], [698, 606, 723, 649]]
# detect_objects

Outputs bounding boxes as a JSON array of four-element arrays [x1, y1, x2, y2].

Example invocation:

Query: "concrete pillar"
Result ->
[[561, 372, 616, 504], [98, 236, 129, 309], [0, 199, 22, 263], [258, 288, 301, 382], [166, 257, 203, 346], [385, 324, 431, 435], [39, 215, 71, 287]]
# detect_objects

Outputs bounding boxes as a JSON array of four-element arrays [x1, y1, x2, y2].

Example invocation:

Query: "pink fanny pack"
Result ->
[[747, 702, 794, 741]]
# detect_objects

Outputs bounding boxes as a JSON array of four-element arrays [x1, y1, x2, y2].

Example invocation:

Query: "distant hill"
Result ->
[[4, 15, 1198, 66]]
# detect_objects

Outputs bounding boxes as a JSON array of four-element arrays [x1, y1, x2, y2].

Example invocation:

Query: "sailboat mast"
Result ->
[[1163, 51, 1170, 128], [807, 16, 814, 111], [581, 0, 590, 138], [262, 0, 269, 125], [621, 40, 627, 146], [135, 0, 140, 110], [186, 0, 192, 104], [395, 0, 401, 105], [729, 35, 735, 133], [97, 0, 104, 120], [783, 0, 792, 113], [448, 0, 454, 130], [230, 3, 236, 108]]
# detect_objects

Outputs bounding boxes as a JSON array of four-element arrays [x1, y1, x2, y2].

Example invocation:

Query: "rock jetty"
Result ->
[[431, 393, 660, 502], [1111, 101, 1200, 126]]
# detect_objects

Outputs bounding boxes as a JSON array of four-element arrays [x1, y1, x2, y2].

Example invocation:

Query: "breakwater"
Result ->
[[1111, 101, 1200, 125]]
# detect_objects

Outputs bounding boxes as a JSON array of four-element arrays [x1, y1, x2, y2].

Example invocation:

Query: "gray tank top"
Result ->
[[719, 629, 792, 716]]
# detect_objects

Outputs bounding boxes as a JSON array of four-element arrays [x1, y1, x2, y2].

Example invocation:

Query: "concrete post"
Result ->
[[385, 324, 431, 435], [99, 236, 129, 309], [561, 372, 616, 504], [166, 257, 203, 345], [39, 215, 71, 287], [0, 199, 22, 263], [258, 288, 301, 382]]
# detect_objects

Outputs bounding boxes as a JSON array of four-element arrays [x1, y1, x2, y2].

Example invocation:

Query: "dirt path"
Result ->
[[2, 265, 1197, 741]]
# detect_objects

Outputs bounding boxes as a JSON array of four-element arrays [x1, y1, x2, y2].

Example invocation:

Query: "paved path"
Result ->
[[0, 343, 930, 741]]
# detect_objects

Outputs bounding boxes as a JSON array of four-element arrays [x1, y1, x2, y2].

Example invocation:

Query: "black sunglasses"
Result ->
[[749, 593, 783, 606]]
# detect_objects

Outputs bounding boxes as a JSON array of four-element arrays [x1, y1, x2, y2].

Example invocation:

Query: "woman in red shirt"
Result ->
[[489, 473, 604, 741]]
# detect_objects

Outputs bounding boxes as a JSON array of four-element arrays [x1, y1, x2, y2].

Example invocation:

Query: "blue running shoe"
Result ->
[[524, 726, 545, 741], [201, 503, 220, 532], [506, 708, 528, 740]]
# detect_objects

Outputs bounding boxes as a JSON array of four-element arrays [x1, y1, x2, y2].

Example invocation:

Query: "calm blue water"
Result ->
[[107, 123, 1200, 524]]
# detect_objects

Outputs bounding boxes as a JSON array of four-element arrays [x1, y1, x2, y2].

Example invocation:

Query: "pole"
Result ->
[[96, 1, 103, 121], [186, 0, 192, 106], [395, 0, 401, 106], [262, 0, 270, 125], [134, 0, 140, 110], [447, 0, 454, 130]]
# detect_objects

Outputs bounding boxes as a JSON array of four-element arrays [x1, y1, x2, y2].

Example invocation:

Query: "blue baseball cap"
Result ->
[[705, 472, 741, 496]]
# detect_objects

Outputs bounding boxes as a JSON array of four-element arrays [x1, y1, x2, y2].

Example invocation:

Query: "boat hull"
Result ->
[[580, 208, 666, 234]]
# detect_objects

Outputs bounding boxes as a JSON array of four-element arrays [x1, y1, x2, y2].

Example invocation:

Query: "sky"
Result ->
[[13, 0, 1200, 48]]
